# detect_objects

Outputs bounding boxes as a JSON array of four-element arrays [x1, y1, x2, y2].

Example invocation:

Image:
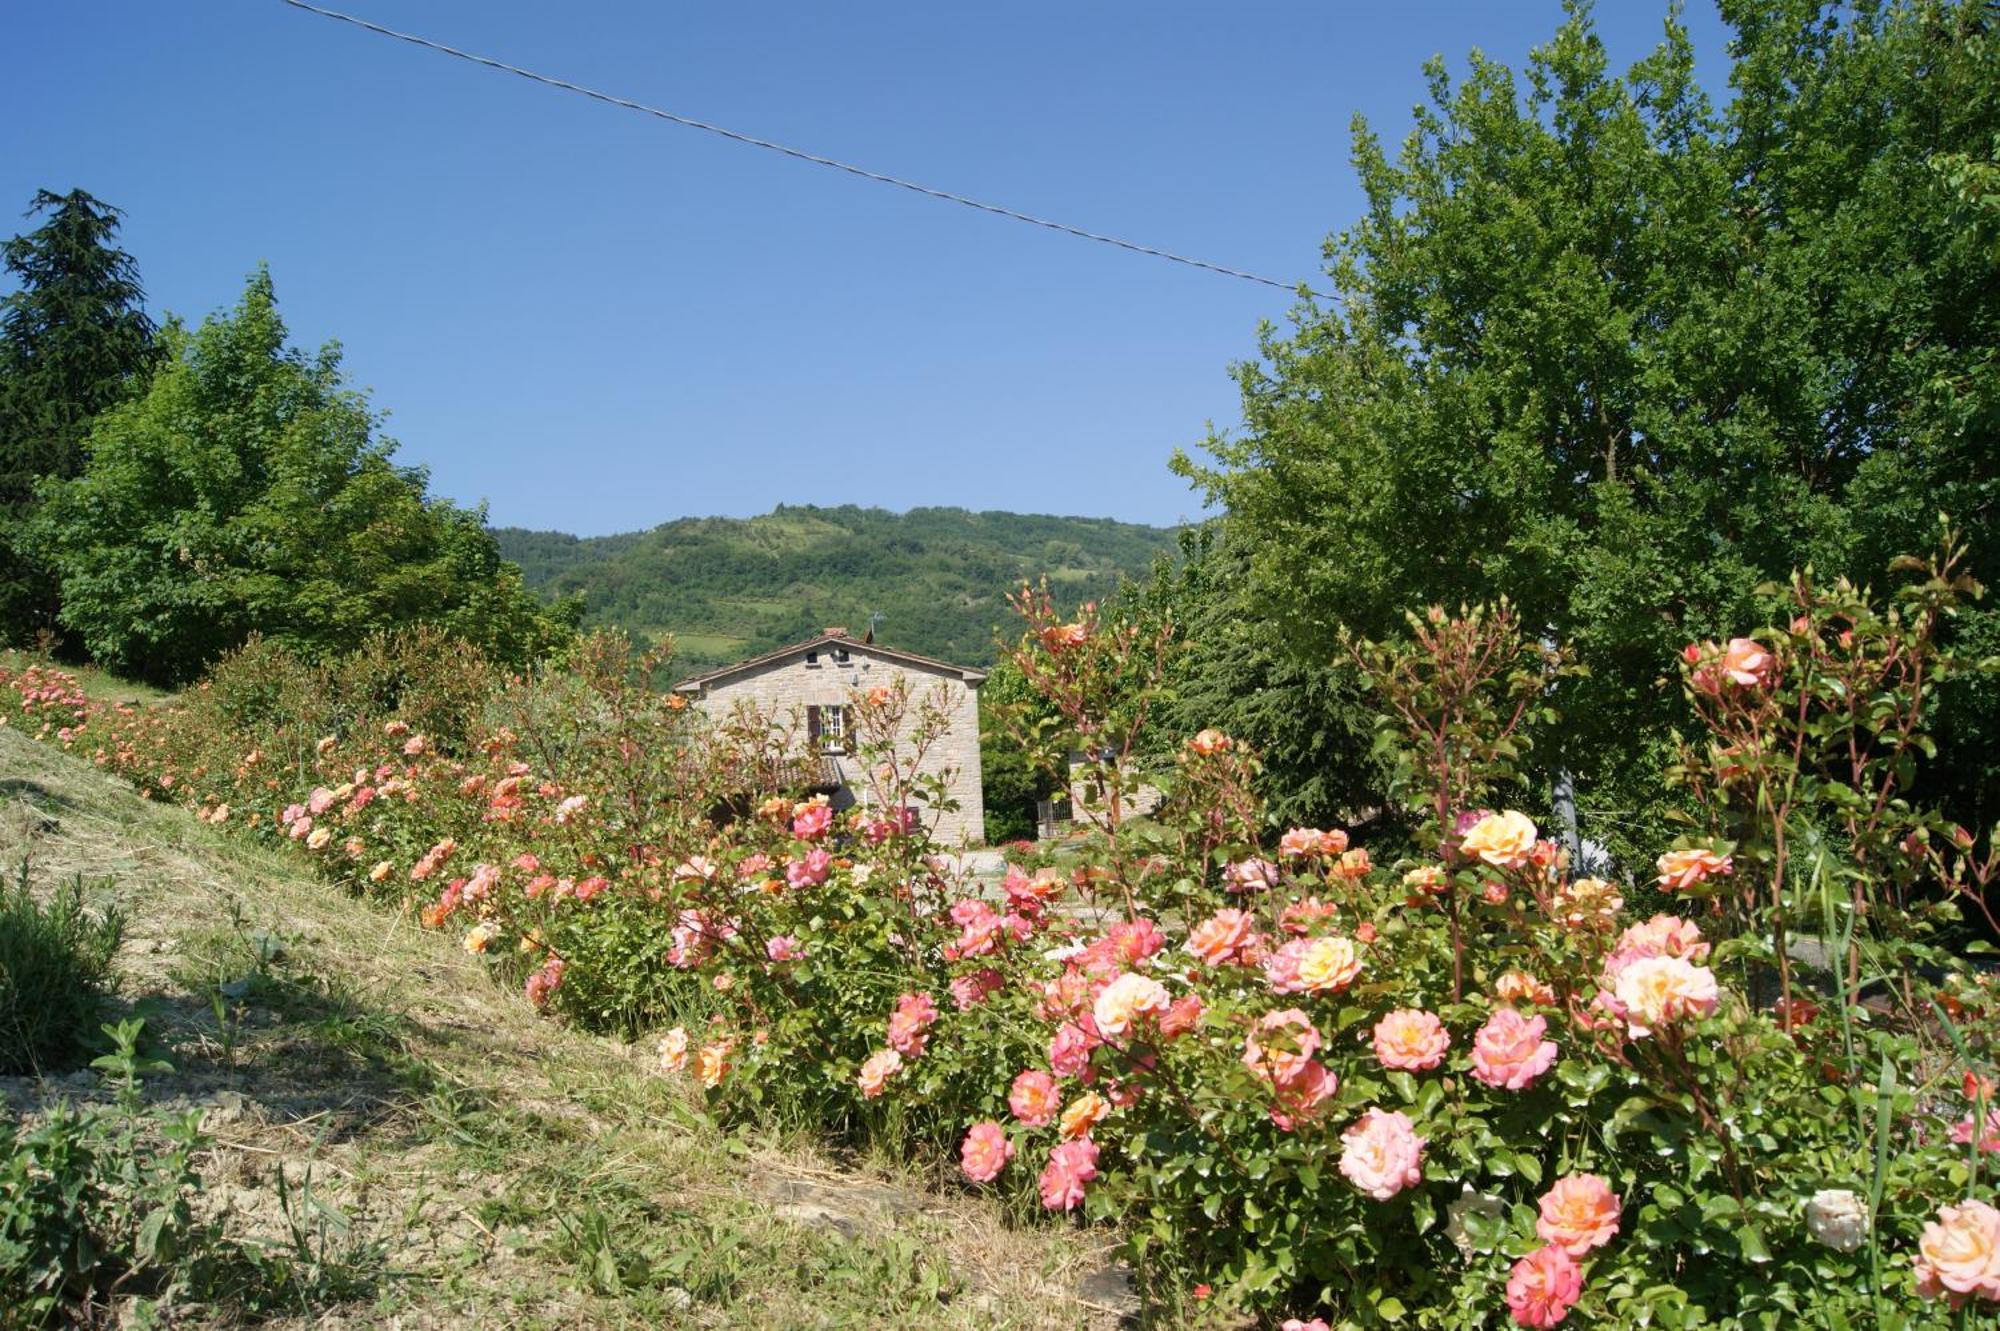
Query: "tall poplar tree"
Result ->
[[0, 189, 159, 640]]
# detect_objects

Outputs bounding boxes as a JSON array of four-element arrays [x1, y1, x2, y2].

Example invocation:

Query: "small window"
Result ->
[[804, 650, 821, 668], [807, 704, 847, 752], [834, 648, 851, 665]]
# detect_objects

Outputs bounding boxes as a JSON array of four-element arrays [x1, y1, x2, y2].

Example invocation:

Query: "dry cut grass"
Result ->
[[0, 727, 1124, 1329]]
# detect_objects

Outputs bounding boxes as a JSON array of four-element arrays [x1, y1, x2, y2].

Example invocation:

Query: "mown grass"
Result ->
[[0, 727, 1117, 1329]]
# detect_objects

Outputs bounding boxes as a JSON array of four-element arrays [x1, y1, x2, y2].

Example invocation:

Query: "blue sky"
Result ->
[[7, 2, 1731, 536]]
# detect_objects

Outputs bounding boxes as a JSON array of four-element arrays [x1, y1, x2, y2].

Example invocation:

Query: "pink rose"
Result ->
[[1009, 1069, 1061, 1126], [1505, 1244, 1583, 1327], [949, 969, 1004, 1011], [1338, 1108, 1425, 1201], [857, 1048, 902, 1098], [1536, 1174, 1622, 1256], [1471, 1009, 1559, 1090], [792, 800, 833, 839], [1267, 1060, 1338, 1131], [1373, 1009, 1451, 1072], [1038, 1138, 1100, 1212], [1950, 1108, 2000, 1155], [1186, 908, 1258, 966], [1157, 993, 1204, 1039], [786, 847, 833, 889], [765, 935, 802, 962], [887, 992, 939, 1057], [959, 1120, 1015, 1184], [1242, 1009, 1323, 1086], [1049, 1022, 1095, 1078]]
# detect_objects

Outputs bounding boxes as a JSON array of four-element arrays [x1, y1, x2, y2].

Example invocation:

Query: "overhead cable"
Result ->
[[278, 0, 1329, 300]]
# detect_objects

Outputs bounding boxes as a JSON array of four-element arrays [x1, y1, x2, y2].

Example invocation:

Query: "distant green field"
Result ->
[[495, 504, 1178, 673]]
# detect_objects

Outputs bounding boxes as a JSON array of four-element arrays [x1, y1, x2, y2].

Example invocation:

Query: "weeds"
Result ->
[[0, 858, 123, 1075]]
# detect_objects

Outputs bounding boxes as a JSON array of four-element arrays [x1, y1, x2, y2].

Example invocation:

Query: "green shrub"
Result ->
[[0, 864, 123, 1076]]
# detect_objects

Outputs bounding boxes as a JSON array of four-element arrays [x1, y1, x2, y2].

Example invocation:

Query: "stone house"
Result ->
[[673, 628, 987, 845]]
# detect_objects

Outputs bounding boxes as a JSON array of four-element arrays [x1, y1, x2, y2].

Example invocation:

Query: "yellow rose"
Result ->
[[1459, 810, 1538, 869]]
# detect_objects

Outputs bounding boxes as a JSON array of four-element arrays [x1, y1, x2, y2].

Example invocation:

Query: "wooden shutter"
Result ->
[[806, 706, 821, 747]]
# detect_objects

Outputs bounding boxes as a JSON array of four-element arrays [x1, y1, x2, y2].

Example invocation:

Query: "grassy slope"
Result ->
[[494, 505, 1178, 674], [0, 727, 1117, 1329]]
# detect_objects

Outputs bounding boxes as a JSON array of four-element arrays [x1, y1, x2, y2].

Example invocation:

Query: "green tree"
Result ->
[[27, 269, 574, 685], [0, 189, 159, 641], [1176, 0, 2000, 861]]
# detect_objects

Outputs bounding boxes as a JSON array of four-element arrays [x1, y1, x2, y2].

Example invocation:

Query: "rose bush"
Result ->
[[4, 543, 1997, 1327]]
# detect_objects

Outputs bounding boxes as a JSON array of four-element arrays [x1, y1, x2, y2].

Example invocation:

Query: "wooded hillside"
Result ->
[[495, 504, 1177, 671]]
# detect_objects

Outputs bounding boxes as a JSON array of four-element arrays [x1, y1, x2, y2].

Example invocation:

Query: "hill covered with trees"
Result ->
[[494, 505, 1177, 672]]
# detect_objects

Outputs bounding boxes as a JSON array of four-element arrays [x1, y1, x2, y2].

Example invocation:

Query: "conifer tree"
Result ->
[[0, 189, 159, 640]]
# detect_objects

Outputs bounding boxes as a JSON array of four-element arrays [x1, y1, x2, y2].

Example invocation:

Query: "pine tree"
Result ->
[[0, 189, 159, 642]]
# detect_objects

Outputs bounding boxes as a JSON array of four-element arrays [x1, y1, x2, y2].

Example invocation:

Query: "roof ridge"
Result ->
[[672, 632, 987, 692]]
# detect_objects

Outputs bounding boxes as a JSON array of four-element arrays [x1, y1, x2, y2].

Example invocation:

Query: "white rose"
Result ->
[[1806, 1189, 1869, 1253]]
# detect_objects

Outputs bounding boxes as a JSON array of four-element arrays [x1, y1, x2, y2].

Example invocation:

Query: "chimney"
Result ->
[[823, 626, 849, 639]]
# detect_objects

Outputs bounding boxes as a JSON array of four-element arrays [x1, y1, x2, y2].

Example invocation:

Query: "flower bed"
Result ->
[[5, 554, 1998, 1326]]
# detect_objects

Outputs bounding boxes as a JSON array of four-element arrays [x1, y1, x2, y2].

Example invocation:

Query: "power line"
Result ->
[[278, 0, 1329, 300]]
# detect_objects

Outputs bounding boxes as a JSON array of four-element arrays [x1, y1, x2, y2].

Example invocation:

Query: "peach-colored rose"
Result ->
[[1536, 1174, 1622, 1256], [1242, 1009, 1323, 1085], [1293, 935, 1363, 994], [1656, 847, 1733, 893], [1279, 826, 1347, 857], [1189, 728, 1232, 756], [1913, 1199, 2000, 1304], [857, 1048, 902, 1098], [657, 1026, 689, 1074], [1505, 1244, 1583, 1327], [1612, 955, 1720, 1035], [696, 1039, 732, 1089], [1471, 1009, 1559, 1090], [1059, 1091, 1111, 1140], [1158, 993, 1204, 1039], [1460, 811, 1539, 869], [1009, 1069, 1061, 1126], [959, 1120, 1015, 1183], [1092, 972, 1171, 1038], [1373, 1009, 1451, 1071], [1607, 914, 1711, 969], [1186, 908, 1258, 966], [1496, 970, 1556, 1006], [1404, 864, 1449, 896], [1552, 876, 1623, 930], [1338, 1108, 1425, 1201], [1720, 637, 1773, 687], [368, 859, 393, 883], [1267, 1060, 1338, 1131], [1039, 622, 1088, 653]]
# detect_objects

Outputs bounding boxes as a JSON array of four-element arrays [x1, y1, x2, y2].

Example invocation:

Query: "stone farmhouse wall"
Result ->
[[684, 643, 986, 846]]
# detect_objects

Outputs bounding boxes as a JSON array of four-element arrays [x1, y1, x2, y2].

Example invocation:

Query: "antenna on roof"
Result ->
[[866, 612, 884, 645]]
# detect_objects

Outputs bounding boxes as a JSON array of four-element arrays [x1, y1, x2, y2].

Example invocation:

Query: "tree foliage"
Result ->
[[27, 270, 574, 684], [0, 189, 159, 640], [1175, 0, 2000, 861], [495, 506, 1176, 675]]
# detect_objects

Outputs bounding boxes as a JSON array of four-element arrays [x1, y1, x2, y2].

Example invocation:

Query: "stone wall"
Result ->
[[690, 645, 986, 846]]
